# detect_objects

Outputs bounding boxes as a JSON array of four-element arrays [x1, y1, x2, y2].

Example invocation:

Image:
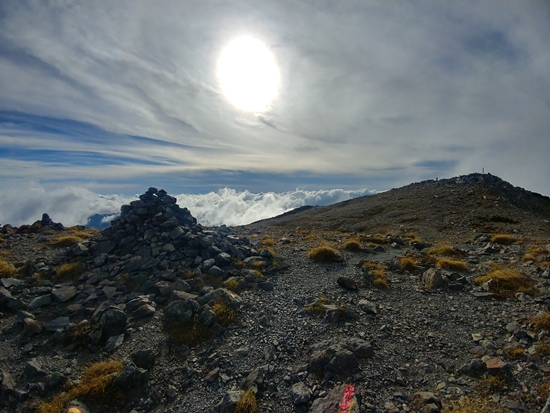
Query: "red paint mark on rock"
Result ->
[[338, 384, 356, 413]]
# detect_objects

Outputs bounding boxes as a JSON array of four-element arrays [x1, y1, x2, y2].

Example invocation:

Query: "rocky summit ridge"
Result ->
[[1, 175, 550, 413]]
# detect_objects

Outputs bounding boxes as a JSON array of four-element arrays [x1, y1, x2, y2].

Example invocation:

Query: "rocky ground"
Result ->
[[1, 175, 550, 413]]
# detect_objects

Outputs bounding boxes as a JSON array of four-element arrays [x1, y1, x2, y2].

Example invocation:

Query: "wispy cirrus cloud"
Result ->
[[0, 1, 548, 196]]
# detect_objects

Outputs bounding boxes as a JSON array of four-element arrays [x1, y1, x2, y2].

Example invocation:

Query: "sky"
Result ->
[[0, 1, 549, 227]]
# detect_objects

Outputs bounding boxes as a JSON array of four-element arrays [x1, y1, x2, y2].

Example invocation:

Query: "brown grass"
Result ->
[[306, 297, 328, 316], [491, 234, 520, 245], [427, 245, 467, 258], [441, 396, 501, 413], [342, 239, 362, 252], [35, 360, 123, 413], [475, 264, 537, 296], [373, 268, 388, 288], [0, 259, 17, 278], [436, 259, 468, 271], [223, 278, 240, 292], [48, 236, 85, 248], [235, 389, 258, 413], [504, 346, 525, 359], [56, 262, 85, 280], [308, 245, 341, 263], [163, 316, 211, 347], [399, 257, 417, 272], [539, 378, 550, 400], [530, 313, 550, 332], [212, 300, 237, 326], [534, 341, 550, 358]]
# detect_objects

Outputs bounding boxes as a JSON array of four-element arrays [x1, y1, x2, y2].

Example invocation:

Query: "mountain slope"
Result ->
[[247, 173, 550, 240]]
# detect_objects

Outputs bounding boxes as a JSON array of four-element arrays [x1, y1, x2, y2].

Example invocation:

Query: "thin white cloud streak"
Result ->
[[0, 1, 548, 192], [0, 185, 375, 228]]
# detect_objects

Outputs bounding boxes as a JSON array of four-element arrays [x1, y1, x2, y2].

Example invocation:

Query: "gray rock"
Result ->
[[1, 278, 22, 288], [290, 381, 311, 404], [411, 392, 442, 413], [99, 308, 127, 339], [29, 294, 52, 310], [337, 277, 358, 290], [345, 338, 374, 359], [541, 396, 550, 413], [217, 390, 244, 413], [164, 298, 200, 322], [130, 348, 155, 370], [198, 288, 242, 309], [310, 385, 359, 413], [458, 358, 486, 377], [422, 268, 446, 289], [24, 359, 48, 381], [51, 286, 77, 302], [309, 344, 358, 379], [197, 305, 216, 326], [1, 369, 17, 393], [104, 333, 125, 351], [45, 316, 70, 332], [131, 304, 156, 319], [358, 299, 377, 315], [102, 286, 117, 300], [23, 318, 45, 334], [115, 362, 149, 390]]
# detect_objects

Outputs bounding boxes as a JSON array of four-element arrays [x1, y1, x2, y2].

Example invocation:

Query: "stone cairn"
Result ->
[[0, 187, 277, 403]]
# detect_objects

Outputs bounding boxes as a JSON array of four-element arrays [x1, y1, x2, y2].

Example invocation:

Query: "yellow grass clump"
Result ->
[[474, 264, 537, 296], [427, 245, 467, 258], [49, 236, 84, 248], [235, 389, 259, 413], [223, 278, 240, 292], [342, 239, 362, 252], [56, 263, 85, 280], [399, 257, 417, 272], [308, 245, 341, 263], [442, 396, 502, 413], [534, 341, 550, 358], [491, 234, 519, 245], [373, 268, 388, 288], [436, 259, 468, 271], [212, 300, 237, 326], [35, 360, 123, 413], [0, 259, 17, 278], [530, 313, 550, 332]]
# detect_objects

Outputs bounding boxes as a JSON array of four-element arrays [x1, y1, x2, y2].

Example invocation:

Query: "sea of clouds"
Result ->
[[0, 186, 376, 228]]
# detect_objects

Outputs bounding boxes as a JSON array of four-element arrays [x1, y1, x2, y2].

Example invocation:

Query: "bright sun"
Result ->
[[217, 36, 280, 112]]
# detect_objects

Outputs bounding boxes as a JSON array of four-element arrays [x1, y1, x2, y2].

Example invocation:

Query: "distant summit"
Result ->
[[248, 173, 550, 240]]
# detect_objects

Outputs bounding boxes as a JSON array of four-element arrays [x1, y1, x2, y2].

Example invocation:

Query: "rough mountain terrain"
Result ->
[[1, 174, 550, 413]]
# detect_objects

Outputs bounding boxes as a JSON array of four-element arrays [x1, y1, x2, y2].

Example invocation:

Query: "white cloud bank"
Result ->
[[0, 186, 375, 228]]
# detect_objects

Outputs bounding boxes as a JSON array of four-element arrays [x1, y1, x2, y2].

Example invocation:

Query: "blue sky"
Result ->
[[0, 1, 549, 226]]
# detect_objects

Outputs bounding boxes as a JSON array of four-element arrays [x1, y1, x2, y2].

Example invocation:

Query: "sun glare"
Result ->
[[217, 36, 280, 112]]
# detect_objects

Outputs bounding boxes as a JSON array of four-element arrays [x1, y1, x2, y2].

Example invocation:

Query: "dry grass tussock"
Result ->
[[163, 316, 211, 347], [534, 341, 550, 358], [427, 245, 467, 258], [223, 278, 240, 292], [342, 239, 362, 252], [436, 258, 468, 271], [372, 268, 388, 288], [235, 389, 258, 413], [48, 226, 97, 248], [212, 300, 237, 326], [308, 245, 341, 263], [530, 313, 550, 332], [56, 262, 85, 280], [306, 297, 328, 316], [399, 257, 417, 272], [474, 264, 537, 296], [0, 259, 17, 278], [441, 396, 503, 413], [491, 234, 520, 245], [35, 360, 123, 413]]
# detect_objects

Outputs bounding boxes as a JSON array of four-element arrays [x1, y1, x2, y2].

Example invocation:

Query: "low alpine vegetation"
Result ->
[[530, 313, 550, 332], [35, 360, 123, 413], [342, 239, 362, 251], [475, 264, 537, 296], [235, 388, 259, 413], [308, 245, 341, 263], [436, 258, 468, 271], [491, 234, 520, 245], [399, 256, 417, 272], [427, 245, 467, 258], [55, 262, 85, 280], [0, 259, 17, 278], [212, 300, 237, 326], [163, 316, 211, 347], [48, 235, 85, 248]]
